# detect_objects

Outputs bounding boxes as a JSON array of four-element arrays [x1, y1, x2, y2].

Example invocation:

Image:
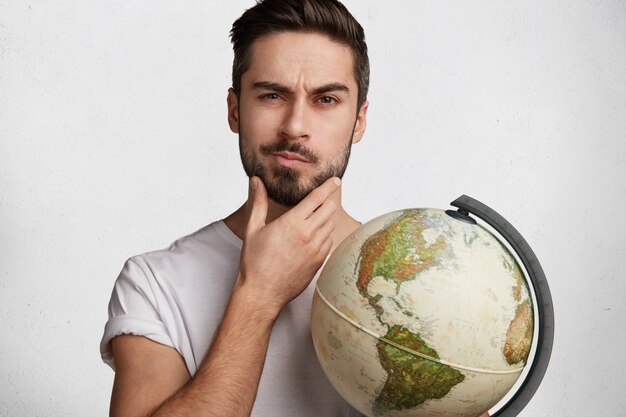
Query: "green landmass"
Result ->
[[374, 325, 465, 414], [355, 212, 465, 414], [357, 211, 449, 305]]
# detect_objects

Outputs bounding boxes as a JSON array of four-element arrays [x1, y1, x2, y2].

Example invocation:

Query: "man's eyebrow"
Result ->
[[252, 81, 350, 95], [311, 82, 350, 95], [252, 81, 292, 94]]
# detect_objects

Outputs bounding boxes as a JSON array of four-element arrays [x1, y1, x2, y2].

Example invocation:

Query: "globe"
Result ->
[[311, 207, 535, 417]]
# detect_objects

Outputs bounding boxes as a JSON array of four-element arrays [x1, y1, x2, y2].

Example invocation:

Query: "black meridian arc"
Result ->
[[448, 195, 554, 417]]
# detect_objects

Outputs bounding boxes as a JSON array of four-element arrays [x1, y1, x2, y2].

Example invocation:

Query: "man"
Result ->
[[101, 1, 490, 416], [101, 1, 367, 416]]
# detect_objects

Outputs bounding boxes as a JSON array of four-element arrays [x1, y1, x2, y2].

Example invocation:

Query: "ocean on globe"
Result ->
[[311, 208, 534, 417]]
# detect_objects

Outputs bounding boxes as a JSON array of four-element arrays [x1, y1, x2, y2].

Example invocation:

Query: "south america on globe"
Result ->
[[311, 208, 533, 417]]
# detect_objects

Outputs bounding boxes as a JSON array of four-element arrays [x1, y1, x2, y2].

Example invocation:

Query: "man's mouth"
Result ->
[[271, 151, 310, 163], [260, 142, 319, 165], [270, 151, 311, 168]]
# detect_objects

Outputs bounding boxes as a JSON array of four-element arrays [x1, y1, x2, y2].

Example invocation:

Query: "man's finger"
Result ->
[[293, 177, 341, 219], [306, 199, 337, 229], [247, 176, 268, 233], [310, 219, 336, 250]]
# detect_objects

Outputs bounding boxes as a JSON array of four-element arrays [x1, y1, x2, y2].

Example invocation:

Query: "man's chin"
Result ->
[[265, 183, 309, 207], [260, 174, 315, 207], [256, 165, 339, 206]]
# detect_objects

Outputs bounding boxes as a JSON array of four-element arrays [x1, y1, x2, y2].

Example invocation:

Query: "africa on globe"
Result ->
[[311, 208, 534, 417]]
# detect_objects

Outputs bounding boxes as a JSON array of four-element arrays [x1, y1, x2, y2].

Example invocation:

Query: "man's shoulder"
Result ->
[[128, 220, 243, 276]]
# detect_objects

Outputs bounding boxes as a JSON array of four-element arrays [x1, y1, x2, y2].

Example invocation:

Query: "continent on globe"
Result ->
[[504, 301, 533, 365], [374, 325, 465, 414], [357, 211, 466, 414], [502, 257, 534, 365], [357, 210, 449, 302]]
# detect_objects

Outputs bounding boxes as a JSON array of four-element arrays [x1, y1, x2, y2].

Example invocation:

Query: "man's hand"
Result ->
[[236, 175, 340, 316]]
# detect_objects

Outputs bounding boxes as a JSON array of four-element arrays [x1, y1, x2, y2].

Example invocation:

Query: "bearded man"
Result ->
[[101, 1, 367, 415]]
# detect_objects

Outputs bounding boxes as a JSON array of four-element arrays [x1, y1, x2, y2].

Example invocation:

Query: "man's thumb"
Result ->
[[248, 176, 268, 231]]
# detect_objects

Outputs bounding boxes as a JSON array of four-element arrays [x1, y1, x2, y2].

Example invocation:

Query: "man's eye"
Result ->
[[319, 96, 338, 105], [261, 93, 280, 100]]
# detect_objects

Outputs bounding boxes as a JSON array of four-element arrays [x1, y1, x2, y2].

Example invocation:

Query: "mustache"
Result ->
[[260, 141, 320, 164]]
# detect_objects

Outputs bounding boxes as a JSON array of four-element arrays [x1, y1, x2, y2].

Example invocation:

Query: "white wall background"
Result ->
[[1, 1, 624, 416]]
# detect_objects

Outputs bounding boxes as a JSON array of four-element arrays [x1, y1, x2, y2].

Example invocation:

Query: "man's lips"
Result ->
[[271, 151, 310, 164]]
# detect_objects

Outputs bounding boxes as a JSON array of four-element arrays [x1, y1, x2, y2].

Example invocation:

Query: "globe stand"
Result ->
[[448, 195, 555, 417]]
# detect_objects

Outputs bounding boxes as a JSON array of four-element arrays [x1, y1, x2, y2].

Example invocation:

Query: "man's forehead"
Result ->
[[243, 31, 357, 91]]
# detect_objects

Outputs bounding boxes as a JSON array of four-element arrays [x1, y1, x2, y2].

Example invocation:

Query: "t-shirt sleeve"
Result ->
[[100, 257, 175, 370]]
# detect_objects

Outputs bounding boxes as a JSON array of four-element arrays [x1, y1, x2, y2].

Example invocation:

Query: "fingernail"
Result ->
[[333, 177, 341, 186]]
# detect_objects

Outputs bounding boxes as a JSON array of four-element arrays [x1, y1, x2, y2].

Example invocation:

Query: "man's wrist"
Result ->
[[230, 273, 283, 324]]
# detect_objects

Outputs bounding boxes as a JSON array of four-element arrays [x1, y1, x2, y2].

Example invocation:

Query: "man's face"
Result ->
[[228, 31, 368, 206]]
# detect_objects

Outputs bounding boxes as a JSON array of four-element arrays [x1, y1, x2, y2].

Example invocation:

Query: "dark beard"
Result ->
[[239, 137, 353, 206]]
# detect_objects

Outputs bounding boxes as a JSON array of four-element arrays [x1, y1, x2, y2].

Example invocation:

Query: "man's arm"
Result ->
[[109, 177, 340, 417], [109, 286, 276, 417], [110, 335, 190, 417]]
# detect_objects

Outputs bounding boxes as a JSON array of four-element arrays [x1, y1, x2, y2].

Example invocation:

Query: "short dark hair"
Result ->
[[230, 0, 369, 108]]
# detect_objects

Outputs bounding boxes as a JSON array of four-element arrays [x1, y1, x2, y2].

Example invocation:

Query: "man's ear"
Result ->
[[351, 100, 369, 144], [227, 88, 239, 134]]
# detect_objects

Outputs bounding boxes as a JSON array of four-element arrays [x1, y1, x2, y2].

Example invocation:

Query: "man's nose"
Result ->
[[279, 98, 310, 141]]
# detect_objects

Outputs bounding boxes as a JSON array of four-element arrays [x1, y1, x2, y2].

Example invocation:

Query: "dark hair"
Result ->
[[230, 0, 369, 107]]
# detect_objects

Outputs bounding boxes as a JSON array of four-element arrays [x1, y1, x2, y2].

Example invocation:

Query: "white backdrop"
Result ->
[[1, 1, 625, 416]]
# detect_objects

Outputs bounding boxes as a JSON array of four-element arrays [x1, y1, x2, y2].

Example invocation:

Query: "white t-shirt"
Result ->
[[100, 220, 362, 416]]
